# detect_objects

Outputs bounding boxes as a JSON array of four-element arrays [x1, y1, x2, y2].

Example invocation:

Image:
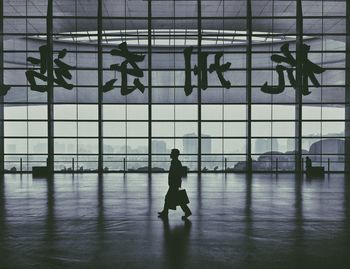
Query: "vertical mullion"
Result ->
[[98, 0, 103, 173], [197, 0, 202, 173], [0, 0, 3, 174], [148, 0, 152, 174], [345, 0, 350, 174], [246, 0, 252, 174], [47, 0, 54, 173], [295, 0, 303, 175]]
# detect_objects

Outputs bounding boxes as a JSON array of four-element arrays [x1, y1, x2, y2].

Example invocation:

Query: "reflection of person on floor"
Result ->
[[162, 218, 191, 269], [158, 149, 192, 220]]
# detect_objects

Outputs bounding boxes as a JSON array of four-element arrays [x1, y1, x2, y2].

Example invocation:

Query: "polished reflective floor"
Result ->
[[0, 173, 349, 269]]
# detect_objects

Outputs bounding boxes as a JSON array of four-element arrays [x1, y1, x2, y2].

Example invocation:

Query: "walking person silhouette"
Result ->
[[158, 149, 192, 220]]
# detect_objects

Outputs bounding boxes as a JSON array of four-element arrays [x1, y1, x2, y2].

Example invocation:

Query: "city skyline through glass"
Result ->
[[0, 0, 347, 173]]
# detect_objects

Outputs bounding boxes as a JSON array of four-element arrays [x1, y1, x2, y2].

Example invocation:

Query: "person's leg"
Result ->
[[158, 188, 170, 217], [180, 204, 192, 218], [158, 204, 169, 217]]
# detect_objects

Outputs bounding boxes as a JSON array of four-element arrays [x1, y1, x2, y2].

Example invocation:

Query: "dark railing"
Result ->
[[3, 157, 345, 173]]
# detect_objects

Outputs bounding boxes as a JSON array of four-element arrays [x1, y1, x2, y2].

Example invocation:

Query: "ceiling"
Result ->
[[2, 1, 346, 104], [3, 0, 346, 41]]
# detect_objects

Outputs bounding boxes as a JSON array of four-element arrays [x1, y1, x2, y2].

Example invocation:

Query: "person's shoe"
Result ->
[[181, 211, 192, 220]]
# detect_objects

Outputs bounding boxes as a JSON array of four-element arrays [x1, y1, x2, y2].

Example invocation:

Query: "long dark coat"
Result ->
[[168, 159, 183, 188], [165, 159, 183, 209]]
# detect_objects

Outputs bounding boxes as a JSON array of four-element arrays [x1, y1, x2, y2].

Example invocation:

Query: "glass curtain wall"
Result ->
[[1, 0, 347, 172]]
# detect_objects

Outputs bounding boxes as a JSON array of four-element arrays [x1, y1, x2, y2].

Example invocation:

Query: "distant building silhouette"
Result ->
[[287, 139, 295, 152], [309, 138, 344, 164], [104, 144, 114, 153], [183, 133, 211, 154], [6, 144, 17, 153], [152, 140, 167, 153], [55, 142, 66, 153], [301, 137, 318, 151], [183, 133, 197, 154], [33, 143, 47, 153], [254, 139, 278, 153], [309, 139, 344, 155], [68, 143, 75, 153], [202, 134, 212, 154]]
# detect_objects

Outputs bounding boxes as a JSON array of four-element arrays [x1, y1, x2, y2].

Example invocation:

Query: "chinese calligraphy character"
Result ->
[[0, 85, 11, 97], [184, 46, 231, 96], [261, 43, 325, 95], [103, 42, 145, 96], [26, 45, 74, 92]]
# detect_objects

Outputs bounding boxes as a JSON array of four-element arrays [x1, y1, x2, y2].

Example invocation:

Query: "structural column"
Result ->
[[0, 0, 4, 174], [197, 0, 202, 173], [246, 0, 252, 173], [295, 0, 303, 175], [98, 0, 104, 173], [47, 0, 54, 173], [147, 0, 152, 174], [345, 0, 350, 174]]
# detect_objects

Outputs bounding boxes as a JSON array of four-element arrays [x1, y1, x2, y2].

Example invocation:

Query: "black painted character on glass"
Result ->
[[103, 42, 145, 96], [26, 45, 74, 92], [0, 85, 11, 97], [261, 43, 325, 95], [184, 46, 231, 96]]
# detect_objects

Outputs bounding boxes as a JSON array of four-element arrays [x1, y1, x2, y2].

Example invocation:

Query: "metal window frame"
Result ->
[[345, 0, 350, 174], [0, 0, 348, 174], [0, 0, 4, 174], [47, 0, 54, 174]]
